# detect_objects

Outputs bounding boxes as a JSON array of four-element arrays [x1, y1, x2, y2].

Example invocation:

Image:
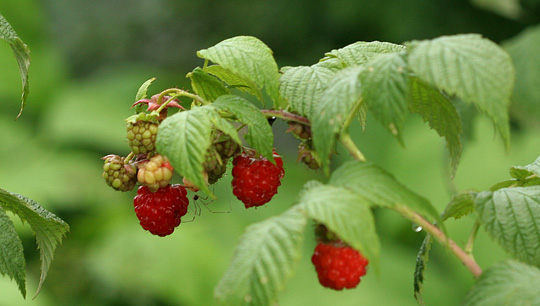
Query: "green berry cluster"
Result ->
[[101, 93, 182, 193], [102, 154, 137, 192]]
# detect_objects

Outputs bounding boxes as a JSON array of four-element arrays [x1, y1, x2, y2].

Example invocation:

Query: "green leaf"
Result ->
[[279, 62, 338, 119], [463, 260, 540, 306], [0, 205, 26, 298], [329, 161, 442, 225], [409, 77, 463, 175], [212, 95, 274, 161], [156, 108, 214, 196], [324, 41, 406, 67], [214, 207, 307, 306], [197, 36, 283, 108], [204, 65, 263, 102], [0, 188, 69, 298], [311, 66, 364, 172], [475, 187, 540, 267], [407, 34, 514, 149], [134, 77, 156, 101], [489, 179, 520, 191], [187, 67, 229, 102], [510, 156, 540, 180], [0, 14, 31, 119], [361, 52, 409, 139], [442, 191, 476, 220], [297, 181, 380, 272], [413, 234, 433, 306], [503, 25, 540, 124], [204, 107, 243, 147]]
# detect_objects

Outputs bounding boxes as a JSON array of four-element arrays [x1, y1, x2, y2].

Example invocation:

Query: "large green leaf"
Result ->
[[197, 36, 283, 108], [297, 181, 380, 271], [214, 207, 307, 306], [204, 65, 263, 102], [463, 260, 540, 306], [279, 62, 338, 119], [311, 66, 364, 172], [212, 95, 274, 161], [156, 107, 214, 196], [0, 188, 69, 298], [329, 161, 442, 225], [409, 77, 462, 175], [475, 187, 540, 267], [0, 205, 26, 298], [360, 52, 410, 139], [0, 14, 31, 119], [504, 25, 540, 124], [407, 34, 514, 149], [187, 67, 229, 102], [323, 41, 406, 67]]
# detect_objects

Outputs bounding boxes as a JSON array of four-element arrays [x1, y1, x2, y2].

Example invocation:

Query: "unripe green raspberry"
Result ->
[[137, 154, 174, 192], [298, 142, 321, 170], [213, 132, 240, 160], [102, 154, 137, 192], [203, 148, 228, 184], [127, 120, 159, 155], [287, 121, 312, 140]]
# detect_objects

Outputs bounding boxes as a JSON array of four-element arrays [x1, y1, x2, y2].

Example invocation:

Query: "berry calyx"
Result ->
[[102, 154, 137, 192], [311, 242, 369, 290], [132, 93, 183, 121], [133, 184, 189, 237], [231, 149, 284, 208], [137, 154, 174, 192]]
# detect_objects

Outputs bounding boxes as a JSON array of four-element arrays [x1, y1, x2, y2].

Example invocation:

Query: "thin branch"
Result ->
[[465, 220, 481, 256], [393, 205, 483, 279], [260, 110, 310, 125], [339, 133, 366, 162]]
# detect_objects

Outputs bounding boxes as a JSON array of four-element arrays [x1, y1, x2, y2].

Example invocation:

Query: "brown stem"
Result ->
[[260, 110, 310, 125], [394, 205, 483, 279]]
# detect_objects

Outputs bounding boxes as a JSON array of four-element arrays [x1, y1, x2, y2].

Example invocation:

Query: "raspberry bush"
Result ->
[[4, 11, 540, 306], [94, 34, 540, 306]]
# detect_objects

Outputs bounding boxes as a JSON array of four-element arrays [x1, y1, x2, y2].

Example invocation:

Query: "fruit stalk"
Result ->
[[155, 88, 207, 110], [339, 100, 367, 162]]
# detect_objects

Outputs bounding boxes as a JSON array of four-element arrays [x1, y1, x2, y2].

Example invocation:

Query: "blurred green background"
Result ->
[[1, 0, 539, 305]]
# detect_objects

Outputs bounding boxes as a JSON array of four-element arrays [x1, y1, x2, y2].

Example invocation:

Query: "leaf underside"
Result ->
[[0, 188, 69, 298], [0, 14, 31, 119], [463, 260, 540, 306], [214, 207, 307, 306], [407, 34, 513, 149], [475, 187, 540, 267]]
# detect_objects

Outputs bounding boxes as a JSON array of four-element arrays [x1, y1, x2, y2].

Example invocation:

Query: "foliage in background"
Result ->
[[0, 15, 69, 299]]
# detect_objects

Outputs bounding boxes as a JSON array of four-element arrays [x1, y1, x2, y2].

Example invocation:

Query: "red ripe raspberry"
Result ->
[[133, 184, 189, 237], [311, 242, 369, 290], [231, 150, 284, 208]]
